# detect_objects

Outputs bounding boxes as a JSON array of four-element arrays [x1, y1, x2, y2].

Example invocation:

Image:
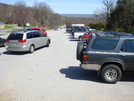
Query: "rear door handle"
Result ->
[[120, 55, 126, 57]]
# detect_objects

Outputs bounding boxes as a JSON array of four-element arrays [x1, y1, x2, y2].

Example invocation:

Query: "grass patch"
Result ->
[[4, 25, 14, 29], [0, 34, 8, 36], [6, 29, 25, 33]]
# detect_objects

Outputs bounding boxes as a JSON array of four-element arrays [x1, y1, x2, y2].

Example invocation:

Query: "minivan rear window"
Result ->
[[7, 33, 23, 40]]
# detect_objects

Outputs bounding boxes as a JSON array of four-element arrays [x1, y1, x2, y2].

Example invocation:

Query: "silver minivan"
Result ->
[[5, 30, 51, 53]]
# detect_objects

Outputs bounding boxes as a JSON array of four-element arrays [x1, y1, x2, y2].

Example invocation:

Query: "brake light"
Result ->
[[83, 54, 88, 61], [6, 40, 10, 42], [18, 39, 26, 43]]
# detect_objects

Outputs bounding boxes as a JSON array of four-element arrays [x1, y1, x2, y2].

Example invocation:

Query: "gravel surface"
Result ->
[[0, 29, 134, 101]]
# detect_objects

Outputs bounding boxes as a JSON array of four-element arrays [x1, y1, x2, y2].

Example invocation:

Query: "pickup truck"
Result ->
[[77, 35, 134, 84]]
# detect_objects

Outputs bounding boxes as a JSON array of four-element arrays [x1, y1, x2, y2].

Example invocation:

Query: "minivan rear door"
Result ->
[[6, 33, 23, 47]]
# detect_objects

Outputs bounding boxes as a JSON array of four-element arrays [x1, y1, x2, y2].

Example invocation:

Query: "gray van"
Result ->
[[5, 30, 51, 53]]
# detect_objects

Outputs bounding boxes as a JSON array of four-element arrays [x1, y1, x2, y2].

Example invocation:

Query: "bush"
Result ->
[[88, 22, 106, 30], [127, 26, 134, 35], [115, 28, 125, 32]]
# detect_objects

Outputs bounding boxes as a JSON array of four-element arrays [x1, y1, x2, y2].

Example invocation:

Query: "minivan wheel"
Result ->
[[29, 45, 34, 53], [46, 41, 50, 47], [101, 64, 122, 84]]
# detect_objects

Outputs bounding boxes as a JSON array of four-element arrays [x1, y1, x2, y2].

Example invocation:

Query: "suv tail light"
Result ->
[[83, 54, 88, 61], [6, 40, 10, 42], [18, 39, 26, 43]]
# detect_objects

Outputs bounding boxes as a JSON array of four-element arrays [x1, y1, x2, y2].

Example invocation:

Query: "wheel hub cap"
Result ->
[[105, 69, 117, 80]]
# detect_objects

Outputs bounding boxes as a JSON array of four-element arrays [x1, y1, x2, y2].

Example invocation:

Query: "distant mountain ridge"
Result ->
[[60, 14, 95, 18]]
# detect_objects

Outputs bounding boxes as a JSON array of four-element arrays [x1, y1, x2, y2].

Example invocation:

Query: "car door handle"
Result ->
[[120, 55, 126, 57]]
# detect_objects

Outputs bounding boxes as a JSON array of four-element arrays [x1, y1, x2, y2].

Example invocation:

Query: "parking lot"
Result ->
[[0, 29, 134, 101]]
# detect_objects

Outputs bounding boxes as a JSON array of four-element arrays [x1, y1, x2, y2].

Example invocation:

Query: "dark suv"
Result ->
[[77, 35, 134, 83]]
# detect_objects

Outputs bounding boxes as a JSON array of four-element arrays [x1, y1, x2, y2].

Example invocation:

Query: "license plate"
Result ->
[[11, 43, 17, 45]]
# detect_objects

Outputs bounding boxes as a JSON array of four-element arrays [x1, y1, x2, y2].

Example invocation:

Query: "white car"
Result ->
[[72, 28, 89, 40]]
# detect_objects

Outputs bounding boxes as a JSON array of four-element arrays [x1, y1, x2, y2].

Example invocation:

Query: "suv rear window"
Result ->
[[92, 37, 119, 50], [7, 33, 23, 40]]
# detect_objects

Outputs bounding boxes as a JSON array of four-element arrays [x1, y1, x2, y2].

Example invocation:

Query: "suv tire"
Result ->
[[76, 42, 84, 61], [101, 64, 122, 84], [29, 45, 35, 53]]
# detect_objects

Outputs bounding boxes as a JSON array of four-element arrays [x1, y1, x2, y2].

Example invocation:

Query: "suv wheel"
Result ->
[[101, 64, 122, 84], [76, 42, 84, 61], [29, 45, 34, 53]]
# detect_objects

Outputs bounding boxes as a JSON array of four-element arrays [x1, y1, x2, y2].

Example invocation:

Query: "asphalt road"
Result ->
[[0, 29, 134, 101]]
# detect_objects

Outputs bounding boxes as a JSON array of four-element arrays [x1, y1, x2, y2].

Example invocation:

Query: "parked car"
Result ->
[[81, 31, 104, 41], [72, 27, 89, 40], [31, 28, 47, 35], [54, 27, 58, 31], [77, 35, 134, 83], [66, 26, 72, 33], [0, 37, 6, 47], [89, 28, 96, 31], [5, 30, 50, 53]]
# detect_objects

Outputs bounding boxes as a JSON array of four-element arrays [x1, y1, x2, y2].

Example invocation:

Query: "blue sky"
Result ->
[[0, 0, 109, 14]]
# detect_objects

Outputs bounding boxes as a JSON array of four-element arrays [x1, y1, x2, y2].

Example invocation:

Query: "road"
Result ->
[[0, 29, 134, 101]]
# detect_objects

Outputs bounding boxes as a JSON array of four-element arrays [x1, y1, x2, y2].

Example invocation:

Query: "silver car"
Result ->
[[5, 30, 51, 53]]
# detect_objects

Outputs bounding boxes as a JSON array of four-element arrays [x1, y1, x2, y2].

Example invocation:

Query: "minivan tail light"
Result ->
[[18, 39, 26, 43], [83, 54, 88, 61], [6, 40, 10, 42]]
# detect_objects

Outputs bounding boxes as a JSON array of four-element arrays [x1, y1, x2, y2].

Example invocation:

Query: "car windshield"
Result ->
[[7, 33, 23, 40]]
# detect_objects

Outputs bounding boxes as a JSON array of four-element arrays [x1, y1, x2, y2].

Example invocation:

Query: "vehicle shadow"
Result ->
[[120, 72, 134, 82], [67, 35, 79, 41], [2, 46, 46, 55], [60, 66, 134, 83], [60, 66, 103, 83], [3, 51, 28, 55]]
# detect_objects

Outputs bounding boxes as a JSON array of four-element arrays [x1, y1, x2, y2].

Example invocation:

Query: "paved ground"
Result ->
[[0, 29, 134, 101]]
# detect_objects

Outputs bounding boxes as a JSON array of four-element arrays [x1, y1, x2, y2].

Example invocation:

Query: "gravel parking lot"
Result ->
[[0, 29, 134, 101]]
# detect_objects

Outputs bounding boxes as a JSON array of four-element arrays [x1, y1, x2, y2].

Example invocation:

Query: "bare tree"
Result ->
[[94, 0, 116, 23], [14, 0, 32, 29]]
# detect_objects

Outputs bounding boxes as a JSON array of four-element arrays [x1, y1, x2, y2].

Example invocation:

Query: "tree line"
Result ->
[[107, 0, 134, 34], [0, 1, 65, 29], [94, 0, 134, 34], [0, 1, 100, 29]]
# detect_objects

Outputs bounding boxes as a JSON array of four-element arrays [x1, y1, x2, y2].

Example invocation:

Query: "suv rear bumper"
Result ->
[[80, 63, 101, 71]]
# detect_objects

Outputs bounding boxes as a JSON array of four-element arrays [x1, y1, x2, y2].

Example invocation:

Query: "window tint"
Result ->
[[86, 32, 91, 35], [92, 37, 119, 50], [121, 40, 134, 52], [75, 28, 86, 32], [7, 33, 23, 40], [39, 32, 45, 37], [27, 32, 33, 39], [33, 32, 40, 38]]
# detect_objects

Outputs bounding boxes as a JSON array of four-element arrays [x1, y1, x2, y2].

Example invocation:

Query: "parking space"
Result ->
[[0, 29, 134, 101]]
